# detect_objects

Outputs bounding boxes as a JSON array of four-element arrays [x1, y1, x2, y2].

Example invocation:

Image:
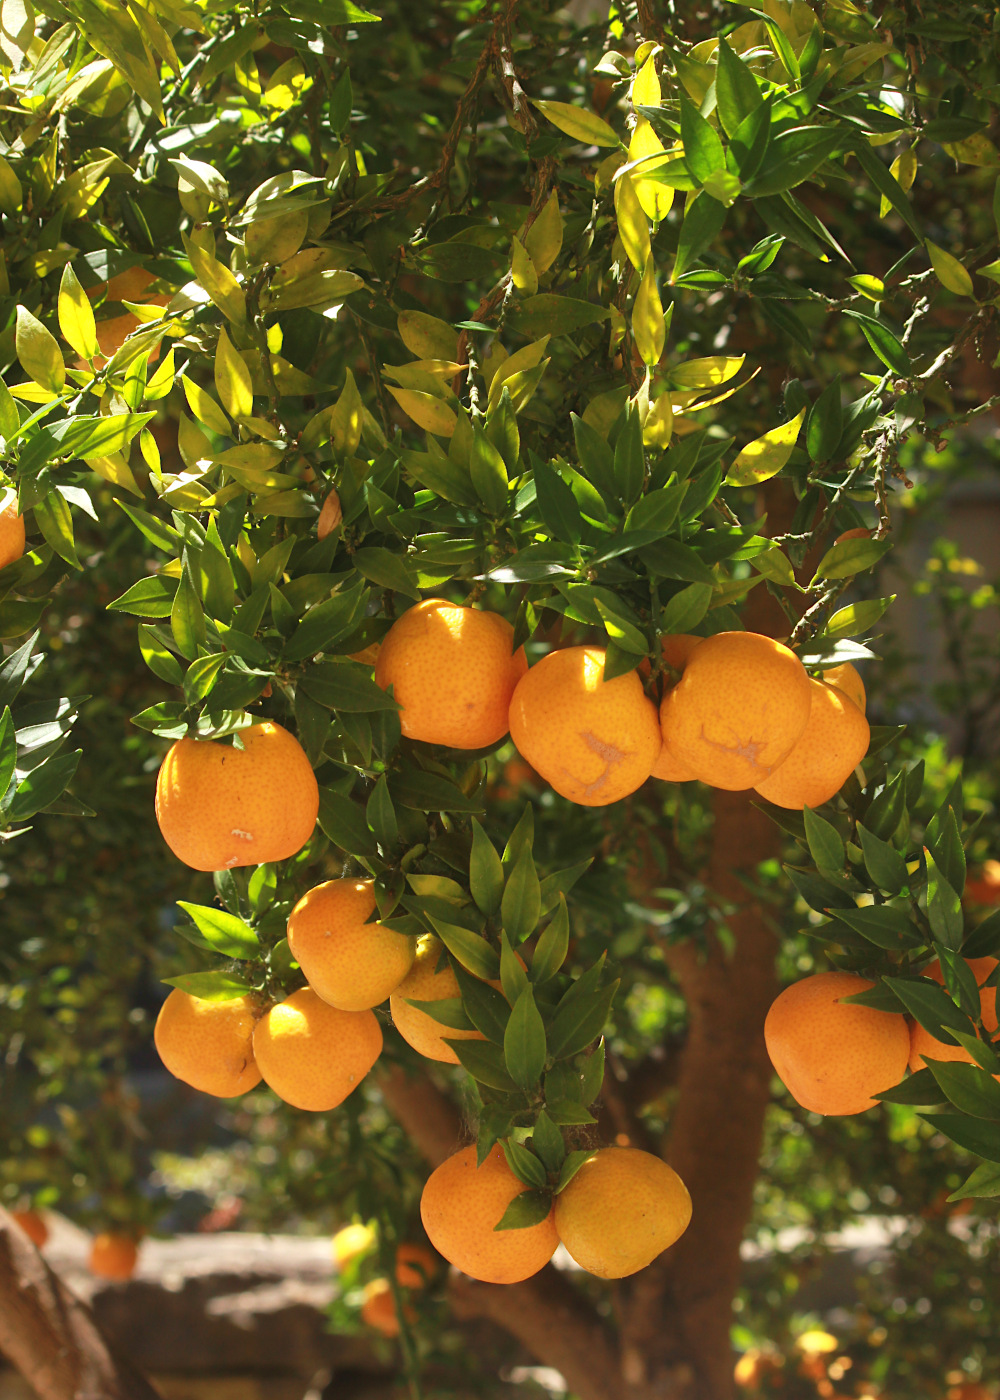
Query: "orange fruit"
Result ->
[[252, 987, 382, 1111], [659, 631, 811, 790], [650, 635, 701, 781], [553, 1146, 691, 1278], [966, 860, 1000, 905], [317, 489, 342, 539], [154, 989, 262, 1098], [155, 721, 319, 872], [348, 643, 381, 666], [753, 678, 870, 810], [390, 935, 488, 1064], [395, 1240, 438, 1289], [508, 646, 661, 805], [823, 661, 866, 713], [331, 1221, 376, 1270], [835, 527, 871, 544], [734, 1347, 783, 1389], [374, 599, 527, 748], [0, 494, 25, 571], [88, 1232, 139, 1280], [908, 957, 998, 1072], [11, 1210, 48, 1248], [419, 1144, 559, 1284], [287, 879, 415, 1011], [764, 971, 909, 1115], [360, 1277, 414, 1335], [660, 633, 703, 672], [90, 267, 171, 361]]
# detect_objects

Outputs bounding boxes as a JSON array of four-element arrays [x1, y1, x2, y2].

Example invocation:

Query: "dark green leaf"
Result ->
[[8, 749, 81, 821], [715, 38, 763, 139], [470, 817, 504, 917], [884, 976, 973, 1042], [856, 823, 907, 895], [533, 460, 582, 542], [671, 192, 727, 283], [532, 896, 570, 982], [842, 310, 911, 377], [805, 377, 843, 463], [919, 1114, 1000, 1163], [448, 1037, 518, 1091], [530, 1110, 566, 1172], [926, 1060, 1000, 1119], [830, 904, 921, 949], [493, 1188, 553, 1230], [427, 913, 500, 980], [317, 788, 377, 858], [301, 659, 399, 712], [874, 1068, 947, 1105], [471, 423, 509, 515], [547, 979, 618, 1060], [500, 1138, 548, 1189], [504, 985, 547, 1091], [803, 807, 845, 874]]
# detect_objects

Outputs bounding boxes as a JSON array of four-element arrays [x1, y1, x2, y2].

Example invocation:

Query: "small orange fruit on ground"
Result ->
[[287, 879, 415, 1012], [420, 1144, 559, 1284], [395, 1241, 438, 1289], [332, 1221, 376, 1270], [361, 1277, 414, 1336], [11, 1210, 48, 1248], [659, 632, 811, 790], [908, 957, 998, 1072], [390, 935, 488, 1064], [966, 860, 1000, 905], [823, 661, 866, 714], [88, 1233, 139, 1280], [508, 646, 661, 805], [553, 1146, 691, 1279], [374, 599, 527, 749], [765, 972, 910, 1115], [0, 494, 25, 572], [155, 721, 319, 872], [252, 988, 382, 1111], [753, 677, 870, 810], [154, 989, 262, 1098]]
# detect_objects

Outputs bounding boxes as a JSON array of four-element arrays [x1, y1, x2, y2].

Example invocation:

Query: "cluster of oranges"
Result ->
[[373, 599, 870, 812], [9, 1210, 140, 1280], [764, 960, 998, 1117], [332, 1222, 439, 1337]]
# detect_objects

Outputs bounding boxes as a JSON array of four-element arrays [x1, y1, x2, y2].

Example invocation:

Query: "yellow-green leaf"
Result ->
[[182, 232, 246, 326], [262, 57, 308, 111], [245, 209, 309, 266], [524, 192, 563, 275], [215, 327, 254, 420], [629, 119, 673, 223], [397, 310, 458, 361], [387, 386, 457, 437], [847, 274, 884, 301], [0, 154, 21, 215], [15, 305, 65, 393], [182, 375, 231, 436], [926, 240, 975, 298], [632, 53, 660, 107], [881, 146, 916, 218], [614, 172, 650, 272], [532, 99, 620, 148], [642, 393, 673, 448], [632, 261, 665, 367], [511, 235, 538, 295], [671, 355, 745, 389], [89, 452, 141, 495], [726, 409, 805, 487], [942, 133, 1000, 168], [329, 368, 363, 455], [58, 263, 98, 362], [487, 336, 550, 413]]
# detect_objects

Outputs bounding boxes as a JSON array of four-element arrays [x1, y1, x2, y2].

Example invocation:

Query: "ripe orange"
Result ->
[[650, 635, 701, 781], [764, 971, 909, 1115], [389, 935, 488, 1064], [395, 1240, 438, 1289], [966, 860, 1000, 905], [317, 489, 342, 539], [420, 1144, 559, 1284], [154, 989, 262, 1098], [553, 1146, 691, 1278], [155, 721, 319, 871], [90, 267, 171, 361], [660, 633, 704, 673], [11, 1210, 48, 1248], [0, 495, 25, 571], [88, 1232, 139, 1280], [252, 987, 382, 1111], [908, 957, 998, 1072], [659, 632, 812, 790], [287, 879, 415, 1011], [823, 661, 866, 713], [360, 1277, 414, 1335], [753, 677, 870, 810], [374, 599, 527, 748], [508, 646, 661, 805], [331, 1221, 376, 1270], [348, 643, 381, 666]]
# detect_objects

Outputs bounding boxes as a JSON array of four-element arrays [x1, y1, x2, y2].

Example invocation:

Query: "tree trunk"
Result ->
[[0, 1208, 162, 1400]]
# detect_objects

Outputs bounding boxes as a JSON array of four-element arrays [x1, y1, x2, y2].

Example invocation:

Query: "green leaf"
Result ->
[[171, 558, 208, 661], [8, 749, 82, 821], [948, 1161, 1000, 1201], [613, 403, 645, 506], [571, 413, 619, 505], [449, 1037, 518, 1092], [830, 904, 921, 949], [504, 985, 547, 1091], [805, 377, 843, 464], [919, 1113, 1000, 1163], [842, 310, 911, 377], [532, 896, 570, 982], [183, 653, 226, 704], [856, 823, 907, 895], [283, 585, 367, 664], [470, 423, 509, 515], [660, 582, 713, 634], [317, 788, 377, 859], [715, 38, 763, 140], [108, 574, 179, 617], [453, 963, 510, 1044], [725, 409, 805, 487], [885, 975, 973, 1042], [555, 1149, 594, 1194], [864, 772, 907, 841], [366, 774, 398, 849], [0, 633, 38, 710], [679, 94, 725, 183], [162, 971, 252, 1002], [815, 534, 891, 581], [33, 491, 80, 569], [493, 1188, 553, 1231], [390, 769, 484, 814], [745, 127, 849, 198], [964, 909, 1000, 960], [925, 805, 966, 895], [532, 100, 619, 147], [469, 820, 504, 919], [138, 626, 181, 686], [500, 931, 529, 1004], [301, 659, 399, 713], [538, 859, 591, 913], [505, 295, 608, 339], [427, 913, 500, 981], [16, 305, 65, 392], [402, 996, 474, 1031], [533, 460, 582, 543], [351, 547, 420, 600], [874, 1068, 946, 1106], [501, 845, 541, 943], [0, 707, 17, 802], [485, 387, 520, 474], [58, 264, 98, 362], [530, 1110, 566, 1173], [925, 1060, 1000, 1119], [853, 142, 922, 239], [803, 807, 845, 874], [671, 192, 727, 283], [176, 901, 259, 957], [500, 1137, 549, 1191], [824, 597, 894, 638], [548, 978, 618, 1060], [925, 849, 964, 950]]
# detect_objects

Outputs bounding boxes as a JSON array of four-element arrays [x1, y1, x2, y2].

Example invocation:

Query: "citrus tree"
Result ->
[[2, 0, 1000, 1397]]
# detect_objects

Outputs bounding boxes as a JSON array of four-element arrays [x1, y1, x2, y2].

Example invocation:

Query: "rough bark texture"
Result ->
[[0, 1208, 162, 1400], [377, 1062, 464, 1166]]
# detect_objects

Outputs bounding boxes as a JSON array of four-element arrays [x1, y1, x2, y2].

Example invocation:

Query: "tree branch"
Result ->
[[0, 1209, 162, 1400], [377, 1061, 465, 1167]]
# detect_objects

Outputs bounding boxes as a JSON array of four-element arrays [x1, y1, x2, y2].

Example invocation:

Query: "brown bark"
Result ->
[[377, 1062, 465, 1166], [0, 1208, 162, 1400]]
